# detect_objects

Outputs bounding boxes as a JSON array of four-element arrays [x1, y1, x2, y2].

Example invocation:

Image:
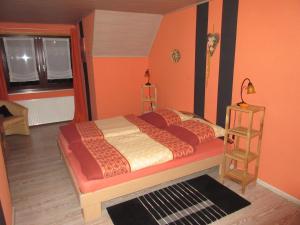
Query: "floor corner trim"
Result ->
[[257, 179, 300, 206], [12, 206, 15, 225]]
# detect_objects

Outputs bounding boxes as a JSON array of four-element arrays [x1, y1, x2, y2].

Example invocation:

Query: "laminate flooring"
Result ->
[[5, 123, 300, 225]]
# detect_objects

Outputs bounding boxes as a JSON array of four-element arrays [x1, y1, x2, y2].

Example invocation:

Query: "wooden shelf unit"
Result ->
[[141, 84, 157, 113], [221, 104, 265, 193]]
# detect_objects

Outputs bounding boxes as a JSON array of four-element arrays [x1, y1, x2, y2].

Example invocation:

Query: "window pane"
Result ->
[[3, 37, 39, 82], [43, 38, 72, 80]]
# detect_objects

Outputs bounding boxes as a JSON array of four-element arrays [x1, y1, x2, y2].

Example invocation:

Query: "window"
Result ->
[[0, 36, 73, 93]]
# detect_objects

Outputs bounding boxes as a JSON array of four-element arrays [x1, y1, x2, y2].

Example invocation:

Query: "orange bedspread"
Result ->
[[69, 115, 194, 181], [59, 121, 103, 144], [125, 115, 194, 158], [58, 134, 224, 193]]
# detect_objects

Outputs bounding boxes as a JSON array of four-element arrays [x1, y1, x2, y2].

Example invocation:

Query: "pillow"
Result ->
[[165, 125, 199, 147], [170, 109, 194, 121], [139, 112, 168, 129], [167, 120, 216, 147], [0, 105, 13, 117], [192, 118, 225, 137], [139, 108, 183, 128]]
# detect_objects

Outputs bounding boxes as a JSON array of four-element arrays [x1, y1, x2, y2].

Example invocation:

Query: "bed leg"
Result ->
[[218, 163, 223, 176], [82, 203, 102, 223], [57, 141, 63, 160]]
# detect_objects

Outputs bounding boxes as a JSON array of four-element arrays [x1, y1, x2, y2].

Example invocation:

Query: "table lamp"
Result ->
[[237, 78, 256, 108], [144, 69, 151, 86]]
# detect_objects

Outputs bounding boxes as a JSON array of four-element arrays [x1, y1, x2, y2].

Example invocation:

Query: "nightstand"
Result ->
[[220, 104, 265, 193], [141, 84, 157, 113]]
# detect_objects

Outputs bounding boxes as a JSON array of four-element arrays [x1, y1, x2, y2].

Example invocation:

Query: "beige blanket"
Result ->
[[106, 132, 173, 171]]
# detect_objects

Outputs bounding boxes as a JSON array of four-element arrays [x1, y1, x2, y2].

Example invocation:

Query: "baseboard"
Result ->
[[257, 179, 300, 206], [12, 206, 15, 225]]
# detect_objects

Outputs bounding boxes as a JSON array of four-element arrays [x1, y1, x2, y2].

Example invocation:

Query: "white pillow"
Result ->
[[160, 108, 224, 137], [192, 118, 225, 137], [170, 109, 194, 121]]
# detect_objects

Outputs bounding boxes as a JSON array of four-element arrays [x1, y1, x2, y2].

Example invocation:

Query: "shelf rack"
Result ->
[[220, 104, 265, 193], [141, 84, 157, 113]]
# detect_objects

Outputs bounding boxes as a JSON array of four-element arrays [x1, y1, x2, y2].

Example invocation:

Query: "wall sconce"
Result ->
[[237, 78, 256, 108], [171, 49, 181, 63]]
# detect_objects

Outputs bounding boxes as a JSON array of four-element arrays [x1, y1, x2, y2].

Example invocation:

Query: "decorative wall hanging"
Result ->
[[206, 33, 220, 86], [207, 33, 219, 56], [171, 49, 181, 63]]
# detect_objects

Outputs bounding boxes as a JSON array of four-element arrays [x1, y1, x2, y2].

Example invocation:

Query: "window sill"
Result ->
[[8, 89, 74, 101], [8, 88, 74, 95]]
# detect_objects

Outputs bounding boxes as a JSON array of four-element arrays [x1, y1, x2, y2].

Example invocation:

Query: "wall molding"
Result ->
[[12, 206, 15, 225], [92, 55, 148, 58], [257, 179, 300, 206]]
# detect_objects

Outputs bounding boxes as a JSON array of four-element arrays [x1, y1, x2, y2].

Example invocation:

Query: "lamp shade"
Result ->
[[247, 82, 256, 94], [144, 69, 151, 86], [238, 78, 256, 107]]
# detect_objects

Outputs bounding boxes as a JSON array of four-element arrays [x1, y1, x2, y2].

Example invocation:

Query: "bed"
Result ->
[[57, 109, 225, 222]]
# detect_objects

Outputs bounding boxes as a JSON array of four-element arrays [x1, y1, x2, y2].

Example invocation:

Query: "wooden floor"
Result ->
[[4, 123, 300, 225]]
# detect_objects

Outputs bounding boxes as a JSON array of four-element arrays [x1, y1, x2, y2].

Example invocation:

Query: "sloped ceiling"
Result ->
[[0, 0, 205, 24], [93, 10, 162, 57]]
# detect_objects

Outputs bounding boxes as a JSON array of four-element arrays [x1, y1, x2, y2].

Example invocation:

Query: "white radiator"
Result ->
[[16, 96, 75, 126]]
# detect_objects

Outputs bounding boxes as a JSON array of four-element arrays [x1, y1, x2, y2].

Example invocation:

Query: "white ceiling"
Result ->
[[0, 0, 206, 24], [93, 10, 162, 57]]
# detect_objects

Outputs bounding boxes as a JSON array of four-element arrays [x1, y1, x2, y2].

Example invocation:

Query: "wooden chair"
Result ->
[[0, 100, 30, 135]]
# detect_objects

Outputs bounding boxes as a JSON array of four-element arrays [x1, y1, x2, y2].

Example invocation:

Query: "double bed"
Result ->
[[57, 109, 225, 222]]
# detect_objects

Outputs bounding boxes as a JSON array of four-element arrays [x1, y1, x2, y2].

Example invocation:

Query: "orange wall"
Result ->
[[93, 57, 148, 118], [149, 1, 300, 199], [232, 0, 300, 199], [0, 22, 75, 102], [0, 146, 12, 225], [149, 7, 196, 112]]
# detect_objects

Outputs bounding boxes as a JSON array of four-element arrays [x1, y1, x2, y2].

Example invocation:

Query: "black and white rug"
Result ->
[[107, 175, 250, 225]]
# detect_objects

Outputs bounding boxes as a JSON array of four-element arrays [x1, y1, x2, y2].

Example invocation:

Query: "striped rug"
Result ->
[[107, 175, 250, 225]]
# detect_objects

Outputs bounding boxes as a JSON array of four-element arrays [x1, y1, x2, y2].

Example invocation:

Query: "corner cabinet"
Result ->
[[141, 84, 157, 113], [221, 104, 265, 193]]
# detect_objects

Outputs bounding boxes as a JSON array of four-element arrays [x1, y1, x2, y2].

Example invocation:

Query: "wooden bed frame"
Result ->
[[57, 139, 223, 223]]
